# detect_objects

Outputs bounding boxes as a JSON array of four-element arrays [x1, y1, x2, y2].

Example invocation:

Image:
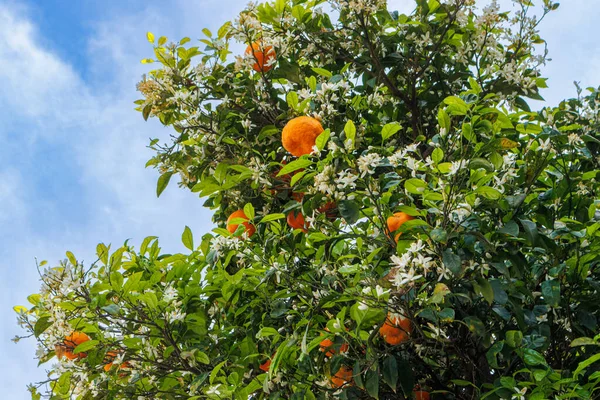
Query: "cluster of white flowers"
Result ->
[[312, 165, 337, 196], [248, 157, 270, 186], [476, 0, 501, 27], [492, 153, 519, 193], [298, 79, 353, 120], [388, 240, 437, 287], [448, 159, 468, 176], [162, 284, 178, 303], [336, 169, 358, 191], [331, 0, 387, 15], [211, 234, 242, 258], [356, 152, 383, 177], [449, 200, 480, 224]]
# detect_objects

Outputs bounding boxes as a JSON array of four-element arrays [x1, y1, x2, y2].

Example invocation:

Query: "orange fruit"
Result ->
[[282, 116, 324, 157], [259, 358, 271, 372], [387, 212, 414, 242], [227, 209, 256, 238], [287, 210, 308, 232], [291, 192, 305, 202], [319, 338, 349, 357], [331, 365, 353, 388], [379, 314, 412, 345], [317, 201, 337, 220], [245, 41, 276, 73], [56, 331, 90, 360], [103, 351, 118, 372], [319, 328, 349, 357], [104, 359, 131, 373], [414, 391, 430, 400]]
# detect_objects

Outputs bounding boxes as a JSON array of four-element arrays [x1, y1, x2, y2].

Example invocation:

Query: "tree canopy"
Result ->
[[15, 0, 600, 399]]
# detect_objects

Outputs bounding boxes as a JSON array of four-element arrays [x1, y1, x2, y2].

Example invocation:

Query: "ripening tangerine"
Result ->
[[281, 116, 324, 157], [414, 390, 431, 400], [55, 331, 90, 360], [259, 358, 271, 372], [319, 338, 349, 357], [287, 210, 308, 232], [379, 314, 412, 345], [319, 327, 349, 357], [245, 41, 276, 73], [387, 211, 414, 242], [103, 351, 131, 373], [330, 365, 353, 388], [291, 192, 305, 202], [317, 201, 337, 220], [227, 209, 256, 238]]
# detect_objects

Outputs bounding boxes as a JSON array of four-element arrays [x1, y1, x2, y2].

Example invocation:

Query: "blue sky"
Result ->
[[0, 0, 598, 398]]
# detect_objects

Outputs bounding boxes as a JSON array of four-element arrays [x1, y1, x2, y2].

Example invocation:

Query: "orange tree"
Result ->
[[15, 0, 600, 399]]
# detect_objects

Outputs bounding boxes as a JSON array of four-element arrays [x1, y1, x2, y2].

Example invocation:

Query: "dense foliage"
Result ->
[[15, 0, 600, 399]]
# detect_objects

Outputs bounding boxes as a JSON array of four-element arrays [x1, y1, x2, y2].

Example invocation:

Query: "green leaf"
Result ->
[[311, 67, 332, 78], [404, 178, 427, 195], [464, 316, 485, 336], [391, 207, 418, 219], [486, 341, 504, 368], [431, 148, 444, 164], [182, 226, 194, 251], [147, 32, 155, 43], [519, 219, 539, 246], [353, 361, 365, 389], [469, 158, 494, 172], [210, 361, 227, 384], [243, 203, 255, 220], [290, 170, 307, 186], [381, 122, 401, 141], [315, 129, 330, 151], [157, 171, 173, 197], [97, 243, 109, 265], [439, 308, 455, 322], [570, 337, 597, 347], [523, 349, 546, 366], [382, 356, 398, 392], [259, 213, 286, 223], [102, 304, 120, 315], [397, 359, 414, 397], [475, 277, 494, 305], [498, 220, 519, 237], [430, 228, 448, 243], [541, 279, 560, 307], [443, 249, 462, 276], [462, 122, 476, 142], [65, 251, 77, 266], [443, 96, 468, 115], [34, 316, 52, 337], [468, 77, 482, 93], [475, 186, 502, 200], [277, 159, 313, 176], [344, 120, 356, 146], [142, 104, 152, 120], [338, 200, 360, 225], [73, 340, 99, 355], [365, 365, 379, 399], [27, 294, 41, 306], [514, 96, 531, 112], [286, 91, 298, 110], [437, 108, 450, 132], [195, 351, 210, 365]]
